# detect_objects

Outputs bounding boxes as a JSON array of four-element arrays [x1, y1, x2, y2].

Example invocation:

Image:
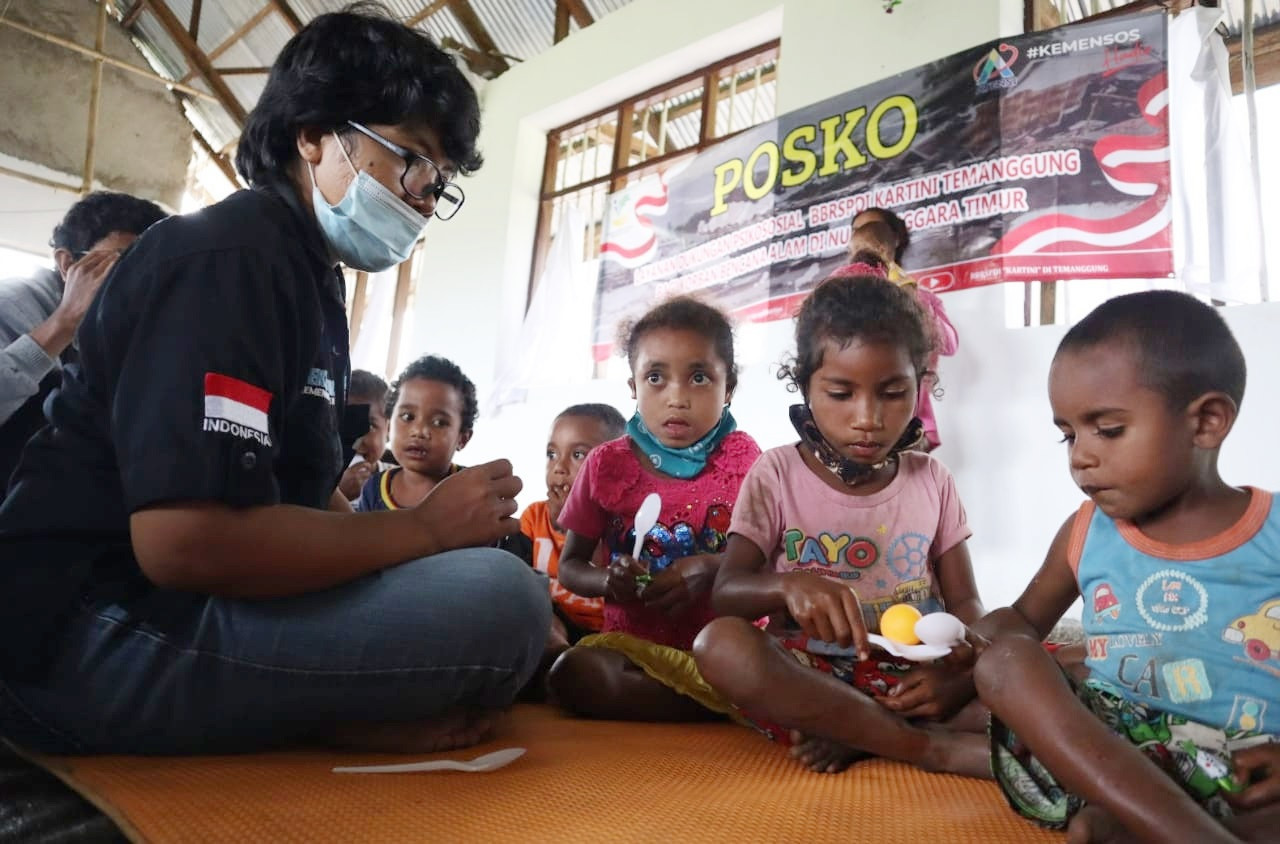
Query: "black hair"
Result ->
[[387, 355, 478, 433], [557, 403, 626, 439], [781, 274, 934, 397], [852, 206, 911, 263], [235, 3, 482, 187], [49, 191, 166, 255], [1057, 290, 1246, 409], [619, 296, 738, 393], [349, 369, 389, 407]]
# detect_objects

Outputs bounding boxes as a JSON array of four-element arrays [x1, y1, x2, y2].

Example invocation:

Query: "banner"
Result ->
[[594, 10, 1171, 356]]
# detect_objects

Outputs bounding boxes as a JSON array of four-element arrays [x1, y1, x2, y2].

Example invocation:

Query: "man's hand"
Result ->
[[32, 250, 120, 358], [641, 553, 719, 616], [410, 459, 521, 552]]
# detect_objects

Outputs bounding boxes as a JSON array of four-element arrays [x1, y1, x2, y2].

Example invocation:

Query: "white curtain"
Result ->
[[487, 205, 597, 415], [1168, 6, 1267, 304], [350, 266, 399, 379]]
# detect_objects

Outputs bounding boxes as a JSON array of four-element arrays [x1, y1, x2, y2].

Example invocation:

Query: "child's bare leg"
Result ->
[[326, 707, 500, 753], [974, 634, 1238, 844], [1065, 805, 1124, 844], [519, 615, 571, 702], [694, 617, 988, 777], [547, 646, 717, 721]]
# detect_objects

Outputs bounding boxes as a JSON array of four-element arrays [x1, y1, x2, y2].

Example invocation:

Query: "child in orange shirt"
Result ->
[[520, 404, 626, 646]]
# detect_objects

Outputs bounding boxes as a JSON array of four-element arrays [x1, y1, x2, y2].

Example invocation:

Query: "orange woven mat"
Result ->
[[32, 705, 1062, 843]]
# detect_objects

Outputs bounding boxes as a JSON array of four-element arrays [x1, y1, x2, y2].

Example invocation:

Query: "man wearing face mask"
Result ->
[[0, 6, 550, 756]]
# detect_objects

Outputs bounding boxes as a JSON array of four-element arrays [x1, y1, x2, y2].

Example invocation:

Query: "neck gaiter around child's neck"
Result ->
[[789, 403, 925, 486], [627, 408, 736, 479]]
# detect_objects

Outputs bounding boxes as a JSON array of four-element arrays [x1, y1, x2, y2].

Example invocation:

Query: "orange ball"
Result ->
[[879, 603, 922, 645]]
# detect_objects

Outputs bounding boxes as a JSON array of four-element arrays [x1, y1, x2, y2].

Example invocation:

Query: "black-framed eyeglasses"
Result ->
[[345, 121, 465, 220]]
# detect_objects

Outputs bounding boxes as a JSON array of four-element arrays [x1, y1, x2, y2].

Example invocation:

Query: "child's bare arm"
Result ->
[[714, 534, 871, 658], [557, 530, 645, 601], [932, 539, 983, 624], [709, 534, 782, 617], [556, 531, 608, 598], [878, 539, 983, 720], [972, 512, 1082, 644]]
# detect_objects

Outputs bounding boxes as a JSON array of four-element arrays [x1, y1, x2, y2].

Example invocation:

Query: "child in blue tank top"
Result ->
[[964, 291, 1280, 844]]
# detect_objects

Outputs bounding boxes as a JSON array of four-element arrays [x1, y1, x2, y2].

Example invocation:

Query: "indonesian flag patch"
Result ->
[[202, 373, 273, 446]]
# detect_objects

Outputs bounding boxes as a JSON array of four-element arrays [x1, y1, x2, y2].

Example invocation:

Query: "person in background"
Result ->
[[523, 403, 626, 643], [0, 192, 166, 486], [339, 369, 391, 505], [357, 355, 474, 512], [0, 7, 547, 757], [845, 206, 958, 452]]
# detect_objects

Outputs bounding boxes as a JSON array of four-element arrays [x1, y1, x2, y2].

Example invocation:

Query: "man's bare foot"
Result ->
[[327, 707, 500, 753], [787, 730, 869, 773], [1066, 804, 1125, 844]]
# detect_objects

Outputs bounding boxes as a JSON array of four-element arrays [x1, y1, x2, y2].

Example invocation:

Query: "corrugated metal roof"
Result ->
[[1045, 0, 1280, 36], [117, 1, 644, 162], [116, 0, 1274, 170]]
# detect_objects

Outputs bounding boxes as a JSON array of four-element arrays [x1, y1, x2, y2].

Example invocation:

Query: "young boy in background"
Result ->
[[521, 403, 626, 647], [339, 370, 390, 505]]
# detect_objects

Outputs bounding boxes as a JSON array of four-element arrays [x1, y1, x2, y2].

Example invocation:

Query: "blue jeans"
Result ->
[[0, 549, 550, 754]]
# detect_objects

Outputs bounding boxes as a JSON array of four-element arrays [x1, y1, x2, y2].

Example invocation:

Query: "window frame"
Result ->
[[527, 39, 781, 297]]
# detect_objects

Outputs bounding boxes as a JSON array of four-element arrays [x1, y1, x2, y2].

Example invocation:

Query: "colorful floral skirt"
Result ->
[[991, 675, 1277, 828]]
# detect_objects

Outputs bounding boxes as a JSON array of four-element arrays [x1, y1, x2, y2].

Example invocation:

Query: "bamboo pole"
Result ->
[[0, 16, 219, 102], [81, 0, 109, 195], [0, 164, 81, 195]]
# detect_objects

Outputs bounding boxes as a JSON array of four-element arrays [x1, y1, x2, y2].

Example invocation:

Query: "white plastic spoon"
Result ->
[[804, 612, 965, 662], [631, 492, 661, 560], [332, 747, 526, 774], [805, 635, 951, 662]]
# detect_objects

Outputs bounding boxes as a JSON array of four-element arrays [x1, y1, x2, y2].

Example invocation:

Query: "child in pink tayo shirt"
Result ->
[[549, 297, 761, 722], [694, 274, 990, 777]]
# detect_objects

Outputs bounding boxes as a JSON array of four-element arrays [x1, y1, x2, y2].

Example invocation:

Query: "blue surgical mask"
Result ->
[[310, 134, 427, 272]]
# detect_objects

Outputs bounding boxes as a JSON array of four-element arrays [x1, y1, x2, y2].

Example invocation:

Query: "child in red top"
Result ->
[[520, 403, 626, 641], [551, 297, 761, 721]]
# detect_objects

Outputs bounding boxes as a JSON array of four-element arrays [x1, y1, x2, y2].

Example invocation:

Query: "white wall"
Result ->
[[404, 0, 1280, 616]]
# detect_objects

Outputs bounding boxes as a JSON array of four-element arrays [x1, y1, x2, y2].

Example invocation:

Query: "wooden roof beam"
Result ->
[[268, 0, 303, 33], [449, 0, 509, 75], [149, 0, 248, 125], [406, 0, 453, 28], [120, 0, 150, 29], [562, 0, 594, 29], [180, 3, 273, 85]]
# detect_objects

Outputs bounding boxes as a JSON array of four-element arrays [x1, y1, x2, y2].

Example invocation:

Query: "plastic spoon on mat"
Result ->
[[332, 747, 526, 774]]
